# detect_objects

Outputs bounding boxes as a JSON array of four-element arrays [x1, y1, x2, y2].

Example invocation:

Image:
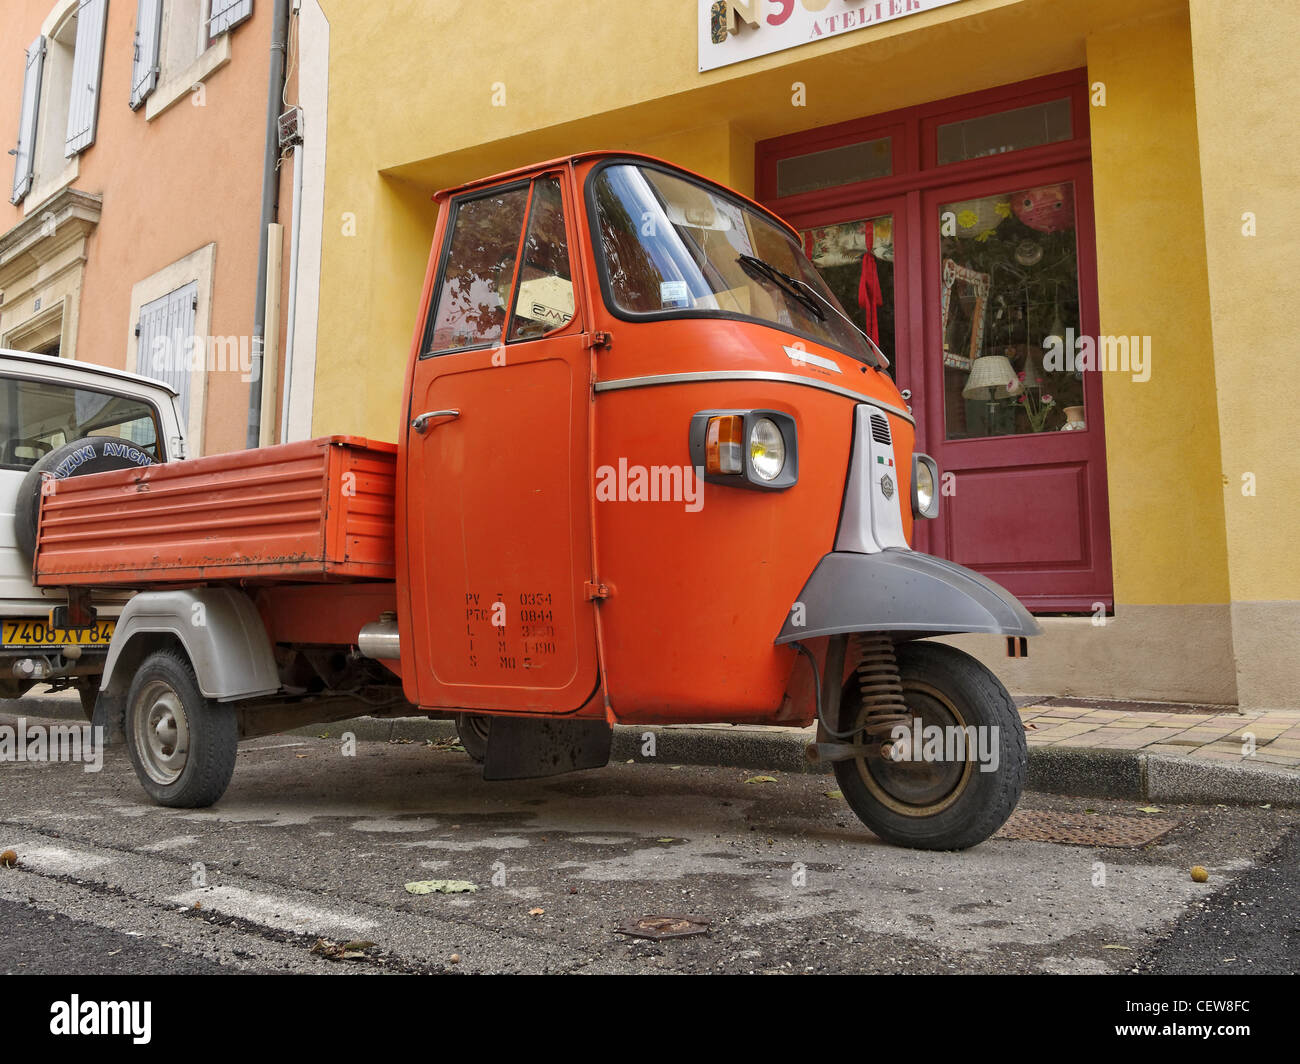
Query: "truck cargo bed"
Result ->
[[34, 436, 397, 586]]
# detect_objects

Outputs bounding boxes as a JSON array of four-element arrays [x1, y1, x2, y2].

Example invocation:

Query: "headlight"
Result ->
[[912, 454, 939, 519], [749, 418, 785, 481], [689, 410, 798, 491]]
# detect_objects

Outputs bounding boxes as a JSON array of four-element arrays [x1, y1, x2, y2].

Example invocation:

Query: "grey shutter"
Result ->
[[10, 37, 45, 204], [209, 0, 254, 36], [64, 0, 109, 157], [136, 281, 199, 426], [130, 0, 163, 110]]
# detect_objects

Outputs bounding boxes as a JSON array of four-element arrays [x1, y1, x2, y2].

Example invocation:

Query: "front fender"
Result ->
[[776, 549, 1042, 643]]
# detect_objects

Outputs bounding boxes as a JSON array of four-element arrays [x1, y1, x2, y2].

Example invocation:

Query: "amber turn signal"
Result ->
[[705, 415, 744, 475]]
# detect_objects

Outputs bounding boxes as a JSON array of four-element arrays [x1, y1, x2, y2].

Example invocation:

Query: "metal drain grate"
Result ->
[[995, 810, 1180, 847]]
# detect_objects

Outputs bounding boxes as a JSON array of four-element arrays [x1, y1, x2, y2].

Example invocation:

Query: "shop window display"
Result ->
[[939, 183, 1085, 439], [800, 214, 896, 377]]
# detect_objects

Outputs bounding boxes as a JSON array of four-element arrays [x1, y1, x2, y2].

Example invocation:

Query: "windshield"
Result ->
[[589, 162, 878, 364], [0, 376, 161, 472]]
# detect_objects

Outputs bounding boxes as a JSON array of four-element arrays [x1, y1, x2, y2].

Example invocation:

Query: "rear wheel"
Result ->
[[456, 713, 491, 763], [124, 649, 236, 808], [76, 681, 97, 722], [833, 640, 1025, 851]]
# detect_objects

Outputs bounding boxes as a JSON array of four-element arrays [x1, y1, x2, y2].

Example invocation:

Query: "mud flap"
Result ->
[[481, 717, 612, 780]]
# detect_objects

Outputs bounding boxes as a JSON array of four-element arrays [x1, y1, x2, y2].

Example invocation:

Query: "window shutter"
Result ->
[[10, 37, 45, 204], [137, 281, 199, 425], [210, 0, 254, 37], [64, 0, 109, 157], [130, 0, 164, 110]]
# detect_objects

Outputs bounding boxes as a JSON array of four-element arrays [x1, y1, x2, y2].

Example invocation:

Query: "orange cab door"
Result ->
[[405, 173, 600, 713]]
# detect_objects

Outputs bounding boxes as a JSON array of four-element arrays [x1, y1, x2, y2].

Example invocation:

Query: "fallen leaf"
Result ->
[[405, 880, 477, 895], [656, 837, 675, 843], [824, 790, 843, 799], [1136, 806, 1163, 814], [1102, 944, 1134, 951], [1259, 804, 1272, 810], [745, 775, 778, 784], [528, 907, 545, 916]]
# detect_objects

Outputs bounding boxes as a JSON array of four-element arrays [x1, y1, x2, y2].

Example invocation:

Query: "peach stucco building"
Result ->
[[0, 0, 301, 455]]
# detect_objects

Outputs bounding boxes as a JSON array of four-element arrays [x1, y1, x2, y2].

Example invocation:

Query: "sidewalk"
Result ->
[[6, 688, 1299, 806]]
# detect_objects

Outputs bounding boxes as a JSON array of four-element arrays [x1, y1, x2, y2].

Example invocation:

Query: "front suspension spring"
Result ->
[[854, 633, 910, 739]]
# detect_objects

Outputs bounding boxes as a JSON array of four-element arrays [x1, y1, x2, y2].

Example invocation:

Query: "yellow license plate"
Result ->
[[1, 619, 116, 647]]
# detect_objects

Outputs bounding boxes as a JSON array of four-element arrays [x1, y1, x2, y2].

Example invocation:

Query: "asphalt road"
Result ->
[[1, 730, 1296, 975]]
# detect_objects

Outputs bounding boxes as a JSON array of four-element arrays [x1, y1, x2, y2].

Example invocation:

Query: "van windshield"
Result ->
[[589, 162, 879, 365]]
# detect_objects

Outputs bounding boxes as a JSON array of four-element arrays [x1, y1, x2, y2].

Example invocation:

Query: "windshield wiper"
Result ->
[[737, 254, 826, 322], [737, 254, 888, 369]]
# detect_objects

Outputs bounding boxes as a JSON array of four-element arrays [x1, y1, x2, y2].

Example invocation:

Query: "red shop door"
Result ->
[[913, 163, 1112, 612]]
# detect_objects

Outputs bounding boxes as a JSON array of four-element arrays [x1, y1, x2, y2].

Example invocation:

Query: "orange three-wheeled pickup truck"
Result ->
[[32, 153, 1040, 850]]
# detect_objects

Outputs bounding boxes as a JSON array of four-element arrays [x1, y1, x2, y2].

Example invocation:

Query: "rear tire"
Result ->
[[124, 649, 237, 808], [76, 682, 97, 723], [456, 713, 490, 763], [833, 640, 1025, 851]]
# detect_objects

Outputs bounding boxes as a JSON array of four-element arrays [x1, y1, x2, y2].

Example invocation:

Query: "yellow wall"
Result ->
[[1187, 0, 1300, 605], [1085, 11, 1230, 605]]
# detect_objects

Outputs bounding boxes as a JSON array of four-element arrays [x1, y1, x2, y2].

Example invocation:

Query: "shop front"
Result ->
[[758, 71, 1110, 612], [307, 0, 1299, 710]]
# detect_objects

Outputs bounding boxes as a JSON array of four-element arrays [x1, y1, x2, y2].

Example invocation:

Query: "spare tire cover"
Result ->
[[13, 436, 155, 563]]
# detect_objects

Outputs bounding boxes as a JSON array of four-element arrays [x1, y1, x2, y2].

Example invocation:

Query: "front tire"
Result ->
[[834, 640, 1025, 851], [124, 649, 237, 808]]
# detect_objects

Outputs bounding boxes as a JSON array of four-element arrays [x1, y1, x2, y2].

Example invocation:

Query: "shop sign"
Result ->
[[699, 0, 967, 71]]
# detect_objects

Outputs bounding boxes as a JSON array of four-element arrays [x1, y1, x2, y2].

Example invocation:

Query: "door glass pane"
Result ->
[[426, 187, 529, 354], [509, 177, 574, 341], [777, 137, 892, 197], [801, 215, 895, 374], [936, 98, 1071, 165], [939, 182, 1085, 439]]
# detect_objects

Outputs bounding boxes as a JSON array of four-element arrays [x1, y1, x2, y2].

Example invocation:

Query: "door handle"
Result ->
[[411, 409, 460, 434]]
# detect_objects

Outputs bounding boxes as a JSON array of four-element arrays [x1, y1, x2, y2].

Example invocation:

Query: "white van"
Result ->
[[0, 350, 186, 716]]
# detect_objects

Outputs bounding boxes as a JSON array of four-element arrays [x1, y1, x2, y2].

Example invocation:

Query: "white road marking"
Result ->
[[169, 885, 375, 936], [17, 845, 113, 875], [137, 835, 198, 853]]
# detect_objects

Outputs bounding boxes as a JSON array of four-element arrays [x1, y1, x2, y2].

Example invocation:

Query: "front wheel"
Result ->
[[833, 640, 1025, 851], [124, 649, 237, 808]]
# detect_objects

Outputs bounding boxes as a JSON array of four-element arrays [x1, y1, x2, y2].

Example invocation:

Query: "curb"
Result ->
[[290, 714, 1300, 807], [8, 696, 1299, 807]]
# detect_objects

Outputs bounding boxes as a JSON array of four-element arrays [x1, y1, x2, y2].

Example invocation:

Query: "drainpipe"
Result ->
[[280, 137, 304, 443], [245, 0, 294, 449]]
